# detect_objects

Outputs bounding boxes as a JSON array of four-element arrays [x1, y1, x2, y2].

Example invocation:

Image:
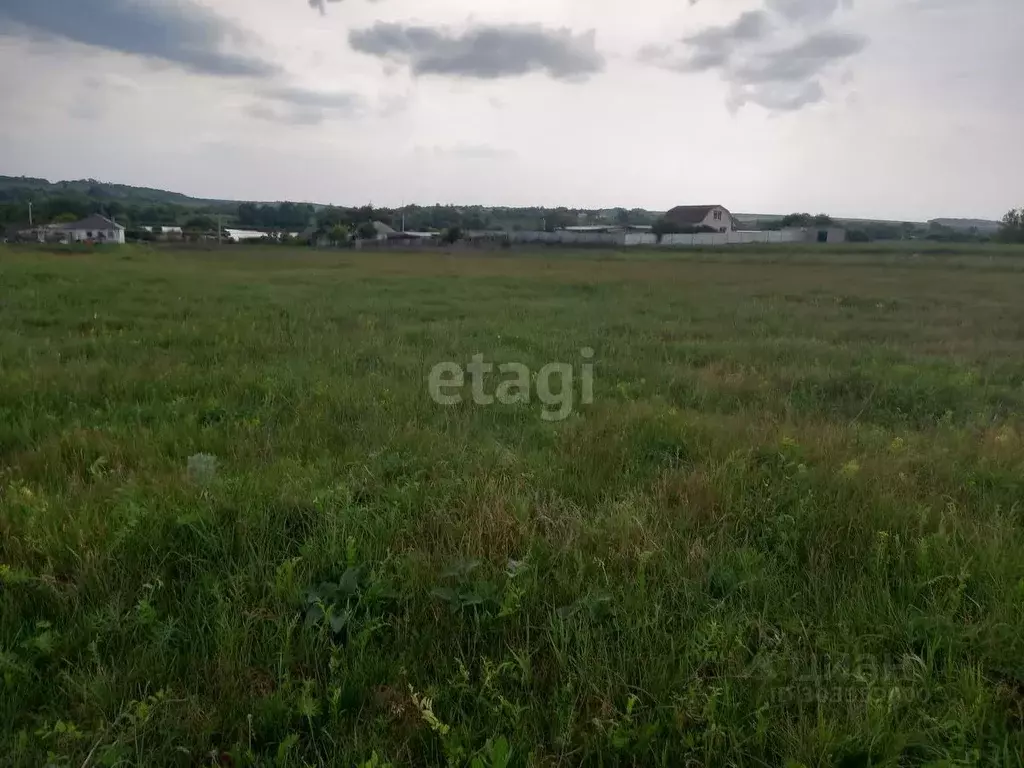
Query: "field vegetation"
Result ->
[[2, 243, 1024, 766]]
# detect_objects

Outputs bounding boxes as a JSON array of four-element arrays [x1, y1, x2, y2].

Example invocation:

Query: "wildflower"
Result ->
[[187, 453, 218, 486], [839, 459, 861, 479]]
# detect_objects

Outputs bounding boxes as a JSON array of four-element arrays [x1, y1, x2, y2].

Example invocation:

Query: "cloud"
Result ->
[[310, 0, 381, 13], [413, 144, 518, 160], [263, 86, 365, 112], [731, 30, 866, 84], [0, 0, 276, 78], [688, 0, 854, 21], [349, 23, 605, 81], [640, 11, 771, 72], [248, 85, 366, 125], [639, 4, 865, 111], [765, 0, 853, 22], [687, 10, 774, 48], [728, 79, 825, 111], [245, 103, 324, 126]]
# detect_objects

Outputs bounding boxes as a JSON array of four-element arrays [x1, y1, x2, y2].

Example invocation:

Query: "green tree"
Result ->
[[780, 213, 813, 228], [356, 221, 378, 240], [51, 212, 78, 224], [328, 224, 349, 246], [442, 226, 463, 244], [185, 215, 216, 231], [997, 208, 1023, 243]]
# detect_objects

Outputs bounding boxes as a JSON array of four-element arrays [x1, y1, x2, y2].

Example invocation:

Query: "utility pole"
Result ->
[[28, 201, 33, 227]]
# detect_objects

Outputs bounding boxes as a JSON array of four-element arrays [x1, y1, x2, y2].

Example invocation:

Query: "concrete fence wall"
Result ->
[[509, 230, 626, 246], [624, 233, 659, 246], [655, 229, 811, 247], [345, 226, 844, 251]]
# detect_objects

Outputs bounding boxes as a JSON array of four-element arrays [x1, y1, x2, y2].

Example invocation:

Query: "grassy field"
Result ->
[[3, 243, 1024, 766]]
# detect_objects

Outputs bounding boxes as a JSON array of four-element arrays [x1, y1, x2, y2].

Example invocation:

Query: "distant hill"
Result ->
[[928, 218, 1002, 234], [0, 175, 233, 207], [736, 212, 928, 227], [0, 175, 1006, 236]]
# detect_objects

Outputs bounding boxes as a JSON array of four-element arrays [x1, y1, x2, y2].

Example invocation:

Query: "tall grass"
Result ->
[[2, 244, 1024, 766]]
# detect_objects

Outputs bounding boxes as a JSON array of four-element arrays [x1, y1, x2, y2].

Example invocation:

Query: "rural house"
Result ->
[[663, 205, 736, 234], [372, 221, 396, 240], [59, 214, 125, 244]]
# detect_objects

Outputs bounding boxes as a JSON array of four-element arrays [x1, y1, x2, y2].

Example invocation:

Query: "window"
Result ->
[[713, 210, 722, 221], [86, 231, 93, 238]]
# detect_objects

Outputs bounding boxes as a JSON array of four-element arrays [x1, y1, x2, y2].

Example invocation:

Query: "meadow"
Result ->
[[2, 242, 1024, 766]]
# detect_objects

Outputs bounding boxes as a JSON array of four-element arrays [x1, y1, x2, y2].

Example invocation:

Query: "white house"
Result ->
[[662, 205, 736, 234], [60, 214, 126, 244], [372, 221, 397, 240]]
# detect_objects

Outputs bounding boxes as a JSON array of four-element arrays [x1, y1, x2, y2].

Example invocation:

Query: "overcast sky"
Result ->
[[0, 0, 1020, 220]]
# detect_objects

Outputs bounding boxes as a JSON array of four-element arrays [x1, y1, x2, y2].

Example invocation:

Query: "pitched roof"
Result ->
[[372, 221, 396, 235], [60, 214, 124, 231], [663, 205, 728, 225]]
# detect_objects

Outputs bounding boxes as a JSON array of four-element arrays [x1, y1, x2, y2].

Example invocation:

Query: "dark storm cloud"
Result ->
[[0, 0, 277, 77], [348, 23, 605, 81]]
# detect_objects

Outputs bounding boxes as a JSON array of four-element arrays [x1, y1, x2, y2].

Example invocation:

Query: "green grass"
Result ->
[[3, 243, 1024, 767]]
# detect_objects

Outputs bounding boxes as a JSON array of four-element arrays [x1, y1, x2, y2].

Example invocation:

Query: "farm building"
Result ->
[[141, 226, 183, 239], [559, 224, 654, 235], [662, 205, 736, 234], [58, 214, 125, 244], [372, 221, 397, 240]]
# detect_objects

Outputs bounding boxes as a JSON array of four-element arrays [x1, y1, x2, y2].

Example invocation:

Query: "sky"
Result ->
[[0, 0, 1020, 220]]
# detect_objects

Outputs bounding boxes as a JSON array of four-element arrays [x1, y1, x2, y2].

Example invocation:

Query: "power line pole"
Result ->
[[28, 201, 33, 227]]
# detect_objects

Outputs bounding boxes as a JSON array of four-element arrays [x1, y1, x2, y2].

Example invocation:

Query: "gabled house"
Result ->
[[662, 205, 736, 234], [59, 214, 126, 244], [372, 221, 396, 240]]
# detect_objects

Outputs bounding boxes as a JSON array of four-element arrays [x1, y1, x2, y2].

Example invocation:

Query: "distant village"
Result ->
[[5, 204, 848, 249]]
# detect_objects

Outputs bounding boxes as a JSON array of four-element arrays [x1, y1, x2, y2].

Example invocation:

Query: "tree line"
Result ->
[[2, 177, 1019, 245], [998, 209, 1024, 243]]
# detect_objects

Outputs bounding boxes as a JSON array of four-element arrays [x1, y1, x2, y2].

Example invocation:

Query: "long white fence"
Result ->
[[506, 229, 811, 248]]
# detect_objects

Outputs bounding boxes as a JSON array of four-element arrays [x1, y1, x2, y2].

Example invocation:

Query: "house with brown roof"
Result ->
[[662, 205, 736, 234]]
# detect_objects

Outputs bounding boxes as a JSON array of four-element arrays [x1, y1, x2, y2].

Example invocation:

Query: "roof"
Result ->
[[372, 221, 396, 235], [561, 225, 623, 233], [663, 205, 729, 225], [60, 214, 124, 231], [388, 230, 437, 239]]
